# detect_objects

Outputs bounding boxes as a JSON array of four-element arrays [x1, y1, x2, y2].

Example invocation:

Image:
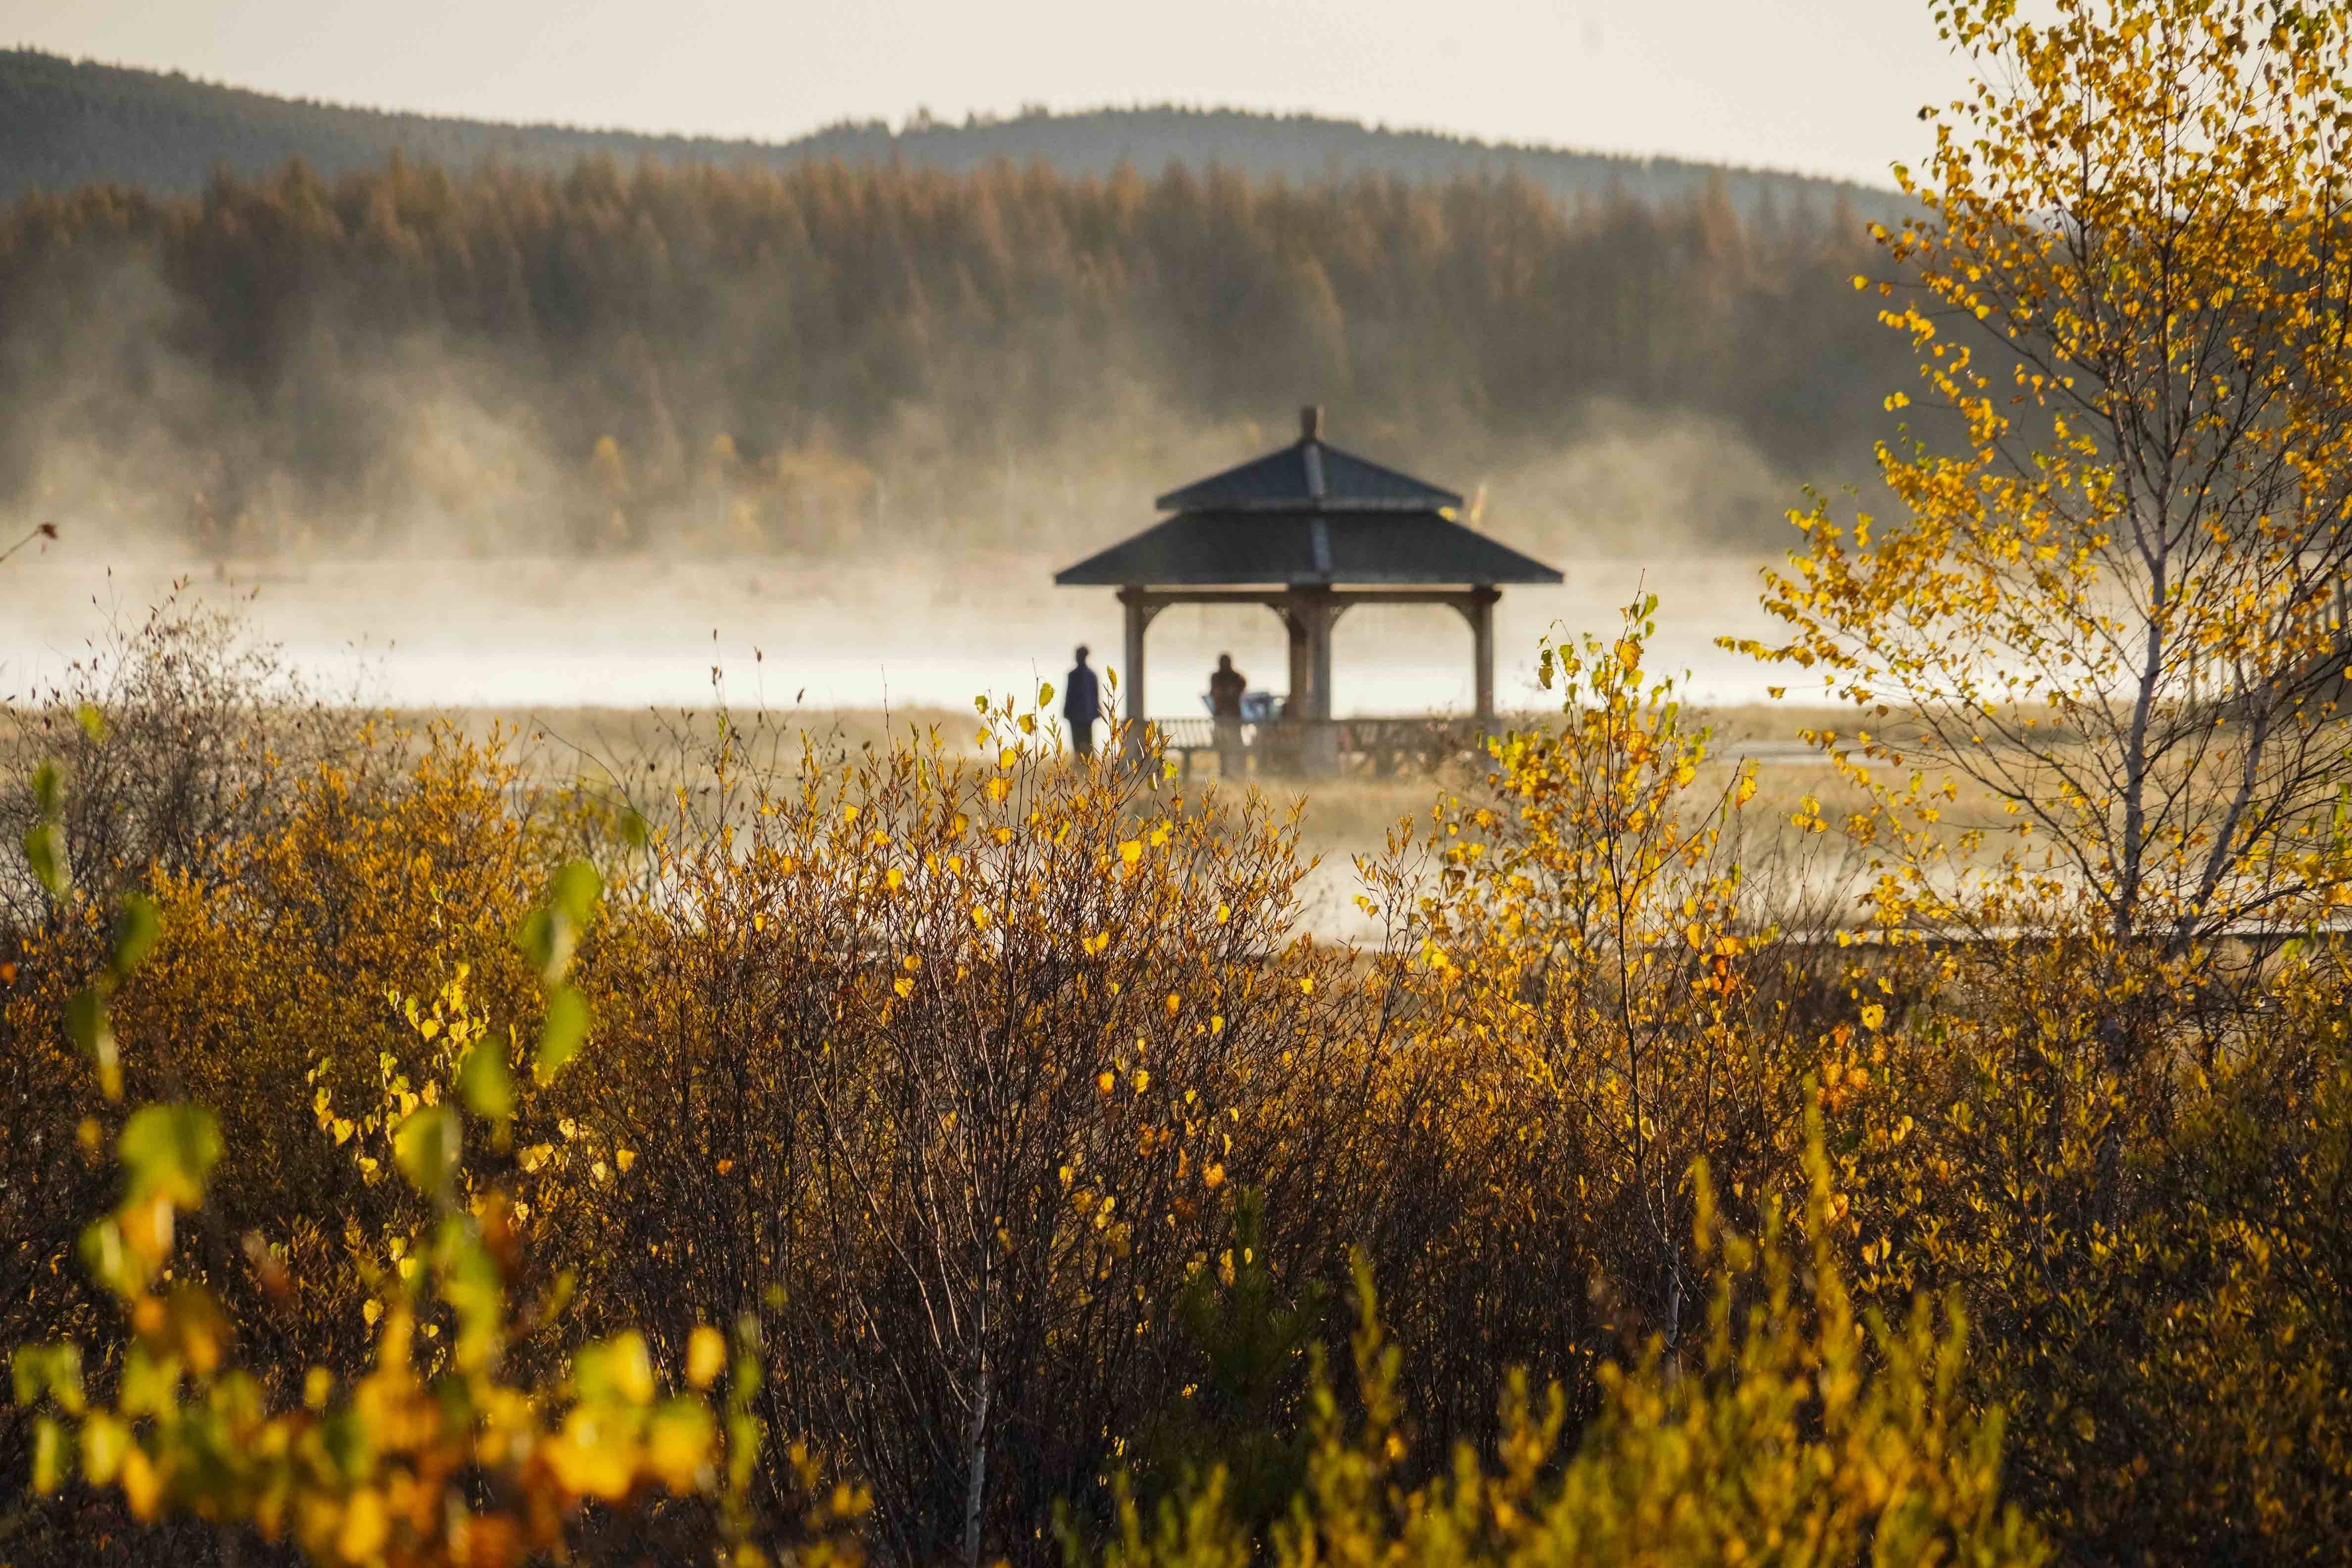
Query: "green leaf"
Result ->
[[392, 1105, 462, 1199], [319, 1408, 377, 1485], [75, 702, 108, 744], [434, 1220, 506, 1372], [118, 1104, 221, 1207], [534, 986, 590, 1085], [30, 759, 62, 817], [572, 1332, 655, 1405], [551, 858, 601, 920], [79, 1414, 128, 1485], [116, 1343, 179, 1420], [65, 986, 106, 1059], [111, 893, 161, 977], [46, 1343, 84, 1414], [23, 819, 66, 899], [32, 1417, 65, 1494], [517, 906, 557, 979], [9, 1343, 80, 1409], [79, 1219, 145, 1300], [520, 859, 603, 983], [456, 1032, 515, 1122]]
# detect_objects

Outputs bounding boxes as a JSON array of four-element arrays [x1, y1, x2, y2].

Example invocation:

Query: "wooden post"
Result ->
[[1118, 587, 1157, 755], [1283, 601, 1310, 716], [1305, 588, 1338, 721], [1470, 587, 1499, 726], [1295, 588, 1343, 775], [1280, 587, 1338, 720]]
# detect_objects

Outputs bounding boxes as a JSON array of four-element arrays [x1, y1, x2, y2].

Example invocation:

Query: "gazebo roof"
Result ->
[[1054, 508, 1561, 586], [1056, 408, 1562, 588], [1154, 428, 1463, 513]]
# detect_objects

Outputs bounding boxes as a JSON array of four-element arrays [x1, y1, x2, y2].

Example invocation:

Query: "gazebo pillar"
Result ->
[[1283, 607, 1310, 717], [1282, 587, 1345, 776], [1117, 586, 1160, 753], [1310, 593, 1337, 722], [1281, 587, 1344, 721], [1464, 586, 1501, 725]]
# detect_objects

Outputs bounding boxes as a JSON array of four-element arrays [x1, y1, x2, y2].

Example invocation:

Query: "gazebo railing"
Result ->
[[1144, 715, 1493, 780]]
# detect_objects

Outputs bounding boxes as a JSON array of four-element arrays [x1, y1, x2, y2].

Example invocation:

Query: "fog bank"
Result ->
[[0, 548, 1794, 717]]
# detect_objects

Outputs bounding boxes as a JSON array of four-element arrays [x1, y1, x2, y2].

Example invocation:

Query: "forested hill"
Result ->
[[0, 46, 1892, 216], [0, 148, 1907, 561]]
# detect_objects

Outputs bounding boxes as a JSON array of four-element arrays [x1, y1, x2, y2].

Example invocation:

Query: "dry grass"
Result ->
[[419, 700, 1962, 882], [394, 702, 973, 765], [0, 690, 2044, 935]]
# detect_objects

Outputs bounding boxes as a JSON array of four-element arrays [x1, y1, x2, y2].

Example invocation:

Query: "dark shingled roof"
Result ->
[[1055, 510, 1563, 587], [1057, 409, 1562, 588], [1154, 437, 1464, 513]]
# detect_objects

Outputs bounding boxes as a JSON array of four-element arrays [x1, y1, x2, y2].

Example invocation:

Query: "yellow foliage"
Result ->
[[1099, 1124, 2046, 1568]]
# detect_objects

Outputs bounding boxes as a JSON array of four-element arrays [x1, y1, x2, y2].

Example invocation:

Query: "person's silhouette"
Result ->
[[1062, 644, 1102, 757], [1209, 653, 1246, 778]]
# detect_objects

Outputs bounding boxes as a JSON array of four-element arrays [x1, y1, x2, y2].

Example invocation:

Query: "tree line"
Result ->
[[0, 48, 1891, 213], [0, 150, 1903, 557]]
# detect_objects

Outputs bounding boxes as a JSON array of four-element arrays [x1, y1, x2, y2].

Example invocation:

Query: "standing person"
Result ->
[[1208, 652, 1247, 779], [1062, 644, 1102, 758]]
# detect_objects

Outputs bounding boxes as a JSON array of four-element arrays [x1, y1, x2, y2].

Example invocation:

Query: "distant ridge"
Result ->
[[0, 47, 1895, 214]]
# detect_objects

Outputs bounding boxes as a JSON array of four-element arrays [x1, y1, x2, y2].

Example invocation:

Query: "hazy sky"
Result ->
[[3, 0, 1971, 186]]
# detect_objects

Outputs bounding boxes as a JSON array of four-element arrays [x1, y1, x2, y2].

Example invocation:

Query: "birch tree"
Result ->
[[1746, 0, 2352, 1026]]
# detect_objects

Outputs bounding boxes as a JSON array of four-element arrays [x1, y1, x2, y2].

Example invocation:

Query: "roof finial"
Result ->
[[1300, 404, 1324, 443]]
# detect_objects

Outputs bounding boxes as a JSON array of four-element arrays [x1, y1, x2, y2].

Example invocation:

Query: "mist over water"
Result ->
[[0, 150, 1885, 721], [0, 548, 1791, 717]]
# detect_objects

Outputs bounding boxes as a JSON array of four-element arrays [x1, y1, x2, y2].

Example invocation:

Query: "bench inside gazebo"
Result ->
[[1054, 407, 1562, 776]]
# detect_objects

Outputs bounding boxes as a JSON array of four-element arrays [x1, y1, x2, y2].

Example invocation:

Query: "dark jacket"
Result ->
[[1208, 667, 1246, 718], [1063, 663, 1101, 726]]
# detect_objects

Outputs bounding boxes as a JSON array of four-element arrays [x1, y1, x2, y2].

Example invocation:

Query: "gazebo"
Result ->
[[1054, 407, 1561, 769]]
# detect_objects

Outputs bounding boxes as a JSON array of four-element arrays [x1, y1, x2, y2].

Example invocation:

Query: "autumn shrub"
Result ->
[[1093, 1125, 2047, 1568], [0, 676, 658, 1565], [0, 588, 381, 926], [7, 617, 2351, 1565], [1812, 929, 2352, 1565], [536, 698, 1394, 1566], [2, 722, 572, 1388], [1121, 1188, 1329, 1546], [6, 848, 866, 1568], [1338, 575, 2352, 1566], [1346, 603, 1863, 1459], [0, 595, 418, 1491]]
